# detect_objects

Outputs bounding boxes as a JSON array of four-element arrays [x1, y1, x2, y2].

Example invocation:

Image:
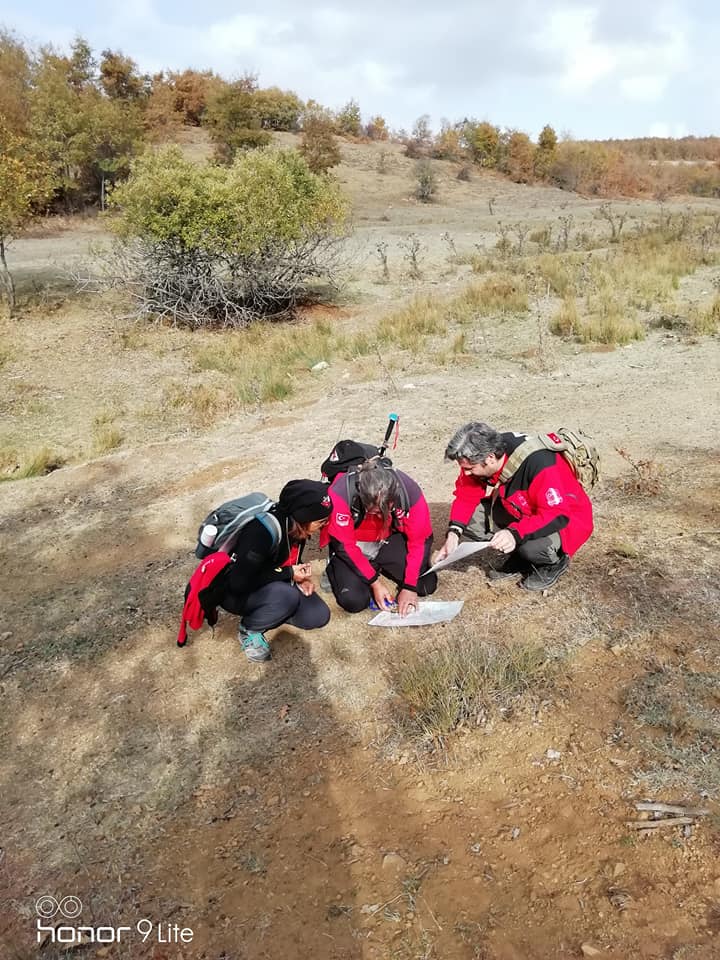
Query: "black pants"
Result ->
[[327, 533, 438, 614], [464, 504, 563, 566], [222, 582, 330, 632]]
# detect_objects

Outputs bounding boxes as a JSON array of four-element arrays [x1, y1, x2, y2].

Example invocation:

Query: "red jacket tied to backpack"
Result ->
[[321, 469, 432, 590], [449, 436, 593, 556]]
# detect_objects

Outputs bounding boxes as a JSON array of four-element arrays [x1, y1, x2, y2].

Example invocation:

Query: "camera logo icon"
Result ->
[[35, 896, 82, 920]]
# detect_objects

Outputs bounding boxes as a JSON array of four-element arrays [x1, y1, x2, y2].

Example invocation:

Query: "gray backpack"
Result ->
[[195, 492, 282, 559]]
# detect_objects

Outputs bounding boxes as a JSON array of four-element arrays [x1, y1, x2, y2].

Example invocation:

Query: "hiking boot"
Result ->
[[520, 554, 570, 592], [238, 627, 271, 662], [487, 553, 530, 581]]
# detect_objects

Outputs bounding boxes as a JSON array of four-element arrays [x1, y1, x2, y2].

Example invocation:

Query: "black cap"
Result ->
[[278, 480, 332, 523]]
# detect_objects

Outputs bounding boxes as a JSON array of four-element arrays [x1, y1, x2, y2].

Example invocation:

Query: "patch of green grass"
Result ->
[[387, 633, 560, 743]]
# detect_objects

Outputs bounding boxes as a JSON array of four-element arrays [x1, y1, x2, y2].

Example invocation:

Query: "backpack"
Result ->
[[320, 440, 391, 483], [499, 428, 600, 491], [195, 492, 282, 559]]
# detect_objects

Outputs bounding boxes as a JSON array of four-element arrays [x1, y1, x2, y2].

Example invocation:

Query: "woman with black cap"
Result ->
[[212, 479, 333, 661]]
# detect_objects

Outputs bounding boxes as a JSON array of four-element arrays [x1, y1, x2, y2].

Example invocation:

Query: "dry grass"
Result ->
[[386, 630, 560, 744], [1, 446, 66, 480], [92, 410, 124, 454], [623, 665, 720, 796], [687, 295, 720, 336]]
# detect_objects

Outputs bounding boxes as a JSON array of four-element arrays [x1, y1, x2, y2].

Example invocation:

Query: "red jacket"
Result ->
[[449, 437, 593, 556], [322, 469, 433, 590]]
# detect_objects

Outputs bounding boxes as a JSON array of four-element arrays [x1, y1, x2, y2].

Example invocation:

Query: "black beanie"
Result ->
[[278, 480, 332, 523]]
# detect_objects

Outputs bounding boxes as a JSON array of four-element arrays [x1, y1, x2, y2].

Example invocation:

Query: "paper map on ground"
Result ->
[[368, 600, 464, 628], [424, 540, 493, 574]]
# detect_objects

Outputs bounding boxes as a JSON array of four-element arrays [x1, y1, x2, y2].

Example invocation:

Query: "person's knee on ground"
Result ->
[[516, 532, 563, 568], [241, 581, 302, 632], [326, 559, 372, 613], [288, 592, 331, 630]]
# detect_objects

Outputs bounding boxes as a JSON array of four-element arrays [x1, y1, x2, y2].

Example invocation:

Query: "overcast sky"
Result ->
[[3, 0, 718, 140]]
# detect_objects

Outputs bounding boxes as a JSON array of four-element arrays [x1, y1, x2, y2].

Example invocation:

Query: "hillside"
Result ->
[[1, 133, 720, 960]]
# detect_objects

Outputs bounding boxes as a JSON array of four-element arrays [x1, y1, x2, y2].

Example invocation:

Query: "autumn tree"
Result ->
[[335, 98, 362, 137], [99, 49, 146, 100], [166, 69, 225, 125], [203, 76, 270, 163], [502, 130, 535, 183], [463, 120, 500, 167], [405, 113, 432, 156], [534, 123, 558, 179], [143, 75, 185, 139], [253, 86, 303, 130], [0, 124, 54, 313], [0, 29, 33, 136], [299, 106, 341, 173], [365, 115, 389, 140], [433, 120, 463, 161], [29, 44, 143, 209]]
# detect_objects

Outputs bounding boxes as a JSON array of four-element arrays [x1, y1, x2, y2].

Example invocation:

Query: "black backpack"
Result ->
[[320, 440, 392, 482]]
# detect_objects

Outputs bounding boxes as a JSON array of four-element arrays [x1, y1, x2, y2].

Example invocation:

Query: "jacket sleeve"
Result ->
[[223, 519, 292, 595], [448, 470, 487, 534], [326, 485, 379, 584], [507, 458, 576, 545], [400, 493, 433, 591]]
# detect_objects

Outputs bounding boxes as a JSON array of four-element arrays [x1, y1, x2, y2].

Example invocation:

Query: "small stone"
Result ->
[[311, 360, 329, 371], [510, 827, 521, 840], [402, 383, 416, 390], [581, 945, 603, 957], [0, 632, 12, 642], [239, 785, 256, 797], [612, 862, 626, 878], [546, 748, 562, 761], [382, 852, 407, 873], [350, 843, 364, 859], [267, 795, 280, 806]]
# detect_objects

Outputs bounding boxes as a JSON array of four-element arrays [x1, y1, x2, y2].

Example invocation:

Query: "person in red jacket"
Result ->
[[323, 459, 438, 616], [435, 422, 593, 591]]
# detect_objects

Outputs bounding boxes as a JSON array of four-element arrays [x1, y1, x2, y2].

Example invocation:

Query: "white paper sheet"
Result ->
[[423, 540, 493, 574], [368, 599, 464, 628]]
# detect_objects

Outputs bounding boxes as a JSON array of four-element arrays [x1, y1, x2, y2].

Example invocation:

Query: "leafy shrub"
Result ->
[[101, 147, 348, 328], [414, 159, 438, 202]]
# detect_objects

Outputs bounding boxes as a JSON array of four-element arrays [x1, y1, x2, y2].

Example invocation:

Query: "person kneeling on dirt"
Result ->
[[323, 459, 438, 616], [435, 422, 593, 591], [211, 480, 332, 662]]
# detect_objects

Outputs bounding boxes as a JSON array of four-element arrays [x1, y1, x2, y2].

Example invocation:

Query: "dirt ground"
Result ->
[[1, 134, 720, 960]]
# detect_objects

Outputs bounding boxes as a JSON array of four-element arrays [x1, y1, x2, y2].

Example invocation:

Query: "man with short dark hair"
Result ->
[[435, 422, 593, 591]]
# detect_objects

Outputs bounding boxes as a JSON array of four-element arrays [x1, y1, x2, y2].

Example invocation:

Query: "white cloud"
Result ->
[[621, 75, 668, 101], [649, 120, 689, 138]]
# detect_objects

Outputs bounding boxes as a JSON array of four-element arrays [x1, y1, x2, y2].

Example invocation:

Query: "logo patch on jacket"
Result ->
[[336, 513, 350, 526], [546, 487, 563, 507]]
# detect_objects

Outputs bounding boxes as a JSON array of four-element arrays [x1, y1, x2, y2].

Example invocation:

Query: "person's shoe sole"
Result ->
[[244, 648, 271, 662], [487, 567, 526, 582]]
